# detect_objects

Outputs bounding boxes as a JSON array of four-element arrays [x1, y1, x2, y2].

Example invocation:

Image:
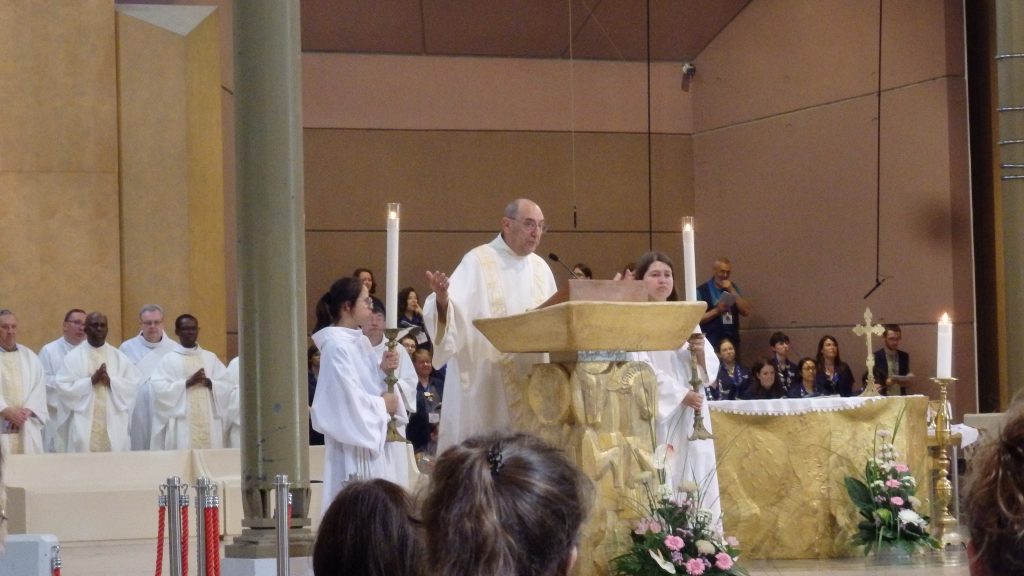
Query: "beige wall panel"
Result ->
[[118, 12, 190, 340], [694, 96, 879, 328], [882, 0, 965, 89], [223, 91, 237, 358], [185, 11, 227, 360], [0, 0, 117, 173], [117, 7, 226, 358], [302, 53, 692, 134], [651, 135, 695, 232], [0, 172, 123, 350], [304, 129, 662, 234], [878, 79, 965, 320], [693, 0, 878, 132]]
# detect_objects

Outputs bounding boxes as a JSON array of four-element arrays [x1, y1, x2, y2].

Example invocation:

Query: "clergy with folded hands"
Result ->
[[56, 312, 140, 452], [149, 314, 233, 450]]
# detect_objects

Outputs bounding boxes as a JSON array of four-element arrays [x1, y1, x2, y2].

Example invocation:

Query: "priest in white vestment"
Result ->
[[55, 312, 140, 452], [149, 315, 233, 451], [121, 304, 178, 450], [38, 308, 87, 452], [0, 311, 48, 454], [310, 278, 410, 514], [423, 199, 557, 451]]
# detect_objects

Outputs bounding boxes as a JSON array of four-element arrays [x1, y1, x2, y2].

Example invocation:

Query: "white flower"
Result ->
[[898, 509, 924, 526], [654, 444, 670, 470], [696, 540, 716, 554], [649, 549, 676, 574], [908, 495, 922, 509], [678, 480, 699, 494]]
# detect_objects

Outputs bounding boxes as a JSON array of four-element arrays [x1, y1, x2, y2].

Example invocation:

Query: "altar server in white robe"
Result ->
[[632, 251, 723, 529], [121, 304, 178, 450], [149, 314, 233, 451], [423, 199, 557, 451], [0, 311, 48, 454], [38, 308, 87, 452], [362, 297, 417, 432], [310, 277, 409, 514], [56, 312, 140, 452]]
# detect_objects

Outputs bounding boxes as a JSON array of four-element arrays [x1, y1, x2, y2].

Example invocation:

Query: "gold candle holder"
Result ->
[[929, 376, 962, 551], [688, 356, 715, 441], [384, 328, 408, 443]]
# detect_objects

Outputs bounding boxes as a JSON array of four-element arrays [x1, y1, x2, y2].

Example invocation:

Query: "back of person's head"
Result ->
[[313, 479, 421, 576], [965, 406, 1024, 576], [422, 432, 593, 576], [314, 277, 363, 332]]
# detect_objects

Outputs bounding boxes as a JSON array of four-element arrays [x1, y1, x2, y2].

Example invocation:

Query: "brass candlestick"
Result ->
[[384, 328, 408, 443], [688, 355, 715, 441], [930, 376, 962, 550]]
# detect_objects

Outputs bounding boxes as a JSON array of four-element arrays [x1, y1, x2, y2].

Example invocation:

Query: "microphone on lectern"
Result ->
[[547, 253, 579, 279]]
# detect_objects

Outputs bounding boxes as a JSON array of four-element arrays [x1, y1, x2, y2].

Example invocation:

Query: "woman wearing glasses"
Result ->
[[310, 276, 408, 514]]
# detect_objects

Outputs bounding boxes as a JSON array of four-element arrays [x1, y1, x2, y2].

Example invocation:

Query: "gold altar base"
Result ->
[[709, 397, 930, 559], [506, 359, 662, 576]]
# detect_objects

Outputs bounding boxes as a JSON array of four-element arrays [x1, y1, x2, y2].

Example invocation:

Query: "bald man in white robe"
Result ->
[[424, 199, 557, 451], [121, 304, 177, 450], [0, 311, 48, 454]]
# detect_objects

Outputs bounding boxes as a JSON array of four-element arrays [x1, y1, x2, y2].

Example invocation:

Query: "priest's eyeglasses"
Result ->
[[509, 218, 548, 233]]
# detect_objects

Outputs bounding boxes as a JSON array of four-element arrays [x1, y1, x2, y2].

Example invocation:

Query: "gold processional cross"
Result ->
[[852, 307, 885, 396]]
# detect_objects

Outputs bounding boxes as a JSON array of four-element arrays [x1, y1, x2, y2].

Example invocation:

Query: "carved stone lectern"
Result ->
[[474, 280, 706, 576]]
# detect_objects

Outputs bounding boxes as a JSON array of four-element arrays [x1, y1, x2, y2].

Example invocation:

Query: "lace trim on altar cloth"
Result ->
[[707, 395, 929, 416]]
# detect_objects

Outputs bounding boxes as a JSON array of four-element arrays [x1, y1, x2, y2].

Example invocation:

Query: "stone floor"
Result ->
[[59, 539, 970, 576]]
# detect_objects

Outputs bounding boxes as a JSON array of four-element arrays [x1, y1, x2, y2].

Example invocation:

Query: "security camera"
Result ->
[[681, 62, 696, 78]]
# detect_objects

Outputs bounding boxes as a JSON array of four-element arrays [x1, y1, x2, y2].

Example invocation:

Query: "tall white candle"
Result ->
[[937, 312, 952, 378], [386, 203, 400, 329], [682, 216, 697, 302]]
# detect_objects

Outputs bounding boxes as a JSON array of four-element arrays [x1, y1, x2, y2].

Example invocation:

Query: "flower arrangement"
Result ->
[[610, 480, 747, 576], [843, 427, 939, 555]]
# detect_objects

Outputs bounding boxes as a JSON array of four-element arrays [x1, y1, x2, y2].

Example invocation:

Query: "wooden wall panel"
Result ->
[[0, 1, 121, 349], [117, 6, 226, 358]]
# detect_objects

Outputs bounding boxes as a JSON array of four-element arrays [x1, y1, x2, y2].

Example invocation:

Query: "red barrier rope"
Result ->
[[155, 499, 166, 576], [213, 498, 221, 576], [180, 504, 189, 576], [204, 505, 216, 576]]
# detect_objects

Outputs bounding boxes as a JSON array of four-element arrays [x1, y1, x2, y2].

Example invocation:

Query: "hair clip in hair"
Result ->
[[487, 445, 504, 476]]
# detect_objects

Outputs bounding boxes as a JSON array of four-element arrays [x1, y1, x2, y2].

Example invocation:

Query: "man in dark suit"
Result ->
[[873, 324, 910, 395]]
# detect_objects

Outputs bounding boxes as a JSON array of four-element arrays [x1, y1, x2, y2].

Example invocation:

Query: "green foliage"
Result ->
[[843, 428, 940, 555]]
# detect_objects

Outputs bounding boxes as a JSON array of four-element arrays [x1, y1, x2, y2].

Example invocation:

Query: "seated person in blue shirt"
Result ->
[[788, 357, 825, 398], [769, 331, 799, 396], [814, 335, 856, 396], [713, 337, 748, 400]]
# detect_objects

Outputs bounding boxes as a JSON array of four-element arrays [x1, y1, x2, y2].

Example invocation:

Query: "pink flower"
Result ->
[[726, 535, 740, 547], [649, 521, 663, 533], [685, 558, 706, 575], [893, 463, 909, 473], [890, 496, 905, 506], [715, 552, 734, 570], [885, 479, 902, 488], [664, 535, 685, 551]]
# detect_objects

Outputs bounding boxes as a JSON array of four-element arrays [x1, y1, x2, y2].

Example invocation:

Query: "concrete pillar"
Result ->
[[996, 0, 1024, 405], [225, 0, 312, 558]]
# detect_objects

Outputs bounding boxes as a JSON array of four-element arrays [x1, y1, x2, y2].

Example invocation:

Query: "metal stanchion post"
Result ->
[[275, 474, 290, 576], [167, 476, 184, 576], [195, 478, 211, 576]]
